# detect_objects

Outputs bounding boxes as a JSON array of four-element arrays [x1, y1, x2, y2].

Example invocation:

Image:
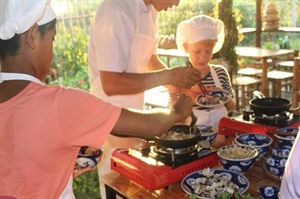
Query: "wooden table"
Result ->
[[235, 46, 295, 97], [101, 148, 281, 199]]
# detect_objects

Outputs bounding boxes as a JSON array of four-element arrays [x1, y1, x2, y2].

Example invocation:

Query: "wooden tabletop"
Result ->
[[236, 46, 294, 59], [101, 151, 281, 199], [235, 46, 295, 97]]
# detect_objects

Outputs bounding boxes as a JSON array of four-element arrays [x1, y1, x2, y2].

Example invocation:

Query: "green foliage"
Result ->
[[46, 26, 90, 91], [73, 170, 101, 199], [158, 1, 216, 35]]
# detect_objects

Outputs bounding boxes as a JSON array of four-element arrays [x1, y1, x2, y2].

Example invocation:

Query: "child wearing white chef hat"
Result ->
[[0, 1, 194, 198], [173, 15, 236, 147]]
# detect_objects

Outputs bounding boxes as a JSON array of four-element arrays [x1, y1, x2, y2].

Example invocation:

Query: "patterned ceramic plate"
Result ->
[[195, 90, 230, 108], [181, 168, 249, 199]]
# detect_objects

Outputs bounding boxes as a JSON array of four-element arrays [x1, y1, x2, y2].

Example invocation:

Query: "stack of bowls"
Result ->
[[271, 147, 291, 159], [264, 146, 290, 177], [217, 145, 259, 173], [197, 125, 217, 145], [274, 127, 298, 149], [234, 133, 273, 156], [265, 156, 286, 177]]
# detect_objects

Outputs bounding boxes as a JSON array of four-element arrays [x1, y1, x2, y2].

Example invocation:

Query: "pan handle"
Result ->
[[253, 90, 265, 99], [110, 132, 153, 141], [190, 111, 198, 127]]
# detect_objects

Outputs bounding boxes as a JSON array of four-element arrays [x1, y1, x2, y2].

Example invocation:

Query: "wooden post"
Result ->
[[256, 0, 262, 47]]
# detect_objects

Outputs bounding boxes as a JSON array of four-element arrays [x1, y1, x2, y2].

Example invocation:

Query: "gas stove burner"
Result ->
[[242, 109, 293, 127], [149, 145, 200, 168], [153, 145, 197, 157]]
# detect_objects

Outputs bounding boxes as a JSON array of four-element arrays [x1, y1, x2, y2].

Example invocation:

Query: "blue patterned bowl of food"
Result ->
[[197, 125, 217, 145], [235, 133, 273, 156], [265, 156, 286, 177], [76, 146, 103, 168], [258, 186, 279, 199], [274, 127, 298, 149], [217, 145, 259, 173]]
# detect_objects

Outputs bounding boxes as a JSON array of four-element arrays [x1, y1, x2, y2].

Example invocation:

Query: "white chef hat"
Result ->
[[0, 0, 56, 40], [176, 15, 225, 54]]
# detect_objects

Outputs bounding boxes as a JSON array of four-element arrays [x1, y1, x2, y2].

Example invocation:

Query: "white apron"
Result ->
[[98, 5, 158, 198], [193, 67, 228, 130], [0, 72, 75, 199]]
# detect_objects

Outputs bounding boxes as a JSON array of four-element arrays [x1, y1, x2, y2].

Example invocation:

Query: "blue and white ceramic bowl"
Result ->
[[271, 147, 291, 159], [181, 168, 249, 199], [265, 157, 286, 176], [274, 127, 298, 149], [76, 146, 103, 168], [217, 145, 259, 173], [258, 186, 279, 199], [234, 133, 273, 156], [197, 125, 217, 145]]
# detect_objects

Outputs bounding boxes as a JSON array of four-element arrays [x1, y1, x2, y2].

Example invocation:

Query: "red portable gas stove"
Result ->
[[219, 110, 300, 138], [110, 143, 218, 191]]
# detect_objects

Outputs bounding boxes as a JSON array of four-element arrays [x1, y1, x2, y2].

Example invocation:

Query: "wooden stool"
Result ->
[[267, 70, 294, 97], [232, 76, 262, 112], [276, 60, 294, 72], [237, 67, 262, 76]]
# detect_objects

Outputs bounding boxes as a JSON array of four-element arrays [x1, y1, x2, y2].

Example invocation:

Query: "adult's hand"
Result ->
[[168, 66, 201, 88], [171, 93, 193, 120]]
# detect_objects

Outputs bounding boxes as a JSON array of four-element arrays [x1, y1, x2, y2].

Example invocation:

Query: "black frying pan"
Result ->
[[154, 125, 201, 149], [249, 91, 291, 116]]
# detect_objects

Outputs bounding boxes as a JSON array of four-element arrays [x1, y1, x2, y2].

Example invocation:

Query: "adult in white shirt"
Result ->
[[280, 130, 300, 198], [88, 0, 201, 197]]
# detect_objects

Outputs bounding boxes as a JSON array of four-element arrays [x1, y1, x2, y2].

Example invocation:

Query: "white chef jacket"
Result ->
[[88, 0, 158, 197], [88, 0, 157, 108], [280, 131, 300, 198]]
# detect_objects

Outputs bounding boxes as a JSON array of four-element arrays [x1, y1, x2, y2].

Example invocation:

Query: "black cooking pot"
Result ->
[[154, 125, 201, 149], [249, 91, 291, 116]]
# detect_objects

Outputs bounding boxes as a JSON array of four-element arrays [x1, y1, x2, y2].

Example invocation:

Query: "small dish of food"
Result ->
[[197, 125, 217, 145], [76, 146, 103, 168], [195, 90, 230, 108]]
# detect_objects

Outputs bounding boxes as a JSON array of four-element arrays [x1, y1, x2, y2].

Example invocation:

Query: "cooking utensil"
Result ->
[[111, 123, 201, 149], [249, 91, 291, 116], [186, 61, 209, 96]]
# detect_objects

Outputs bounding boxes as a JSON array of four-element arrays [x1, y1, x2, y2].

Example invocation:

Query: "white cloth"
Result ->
[[88, 0, 157, 109], [0, 72, 75, 198], [176, 15, 225, 54], [88, 0, 158, 198], [193, 66, 228, 129], [280, 131, 300, 198], [58, 176, 75, 199], [0, 0, 56, 40], [0, 72, 42, 84]]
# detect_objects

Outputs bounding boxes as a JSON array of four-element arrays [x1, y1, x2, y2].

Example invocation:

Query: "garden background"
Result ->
[[49, 0, 300, 198]]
